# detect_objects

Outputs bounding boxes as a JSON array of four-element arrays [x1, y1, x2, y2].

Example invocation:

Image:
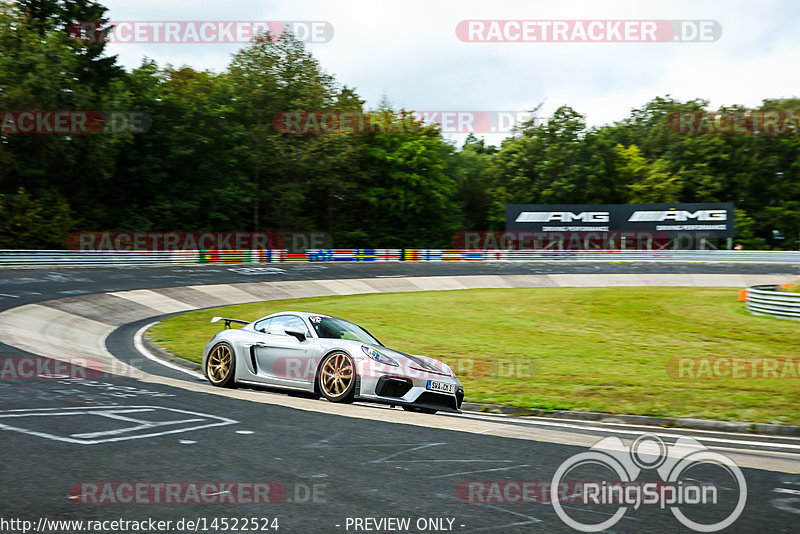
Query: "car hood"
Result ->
[[363, 343, 453, 377]]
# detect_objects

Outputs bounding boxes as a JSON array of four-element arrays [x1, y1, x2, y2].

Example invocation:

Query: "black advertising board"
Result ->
[[505, 203, 735, 237]]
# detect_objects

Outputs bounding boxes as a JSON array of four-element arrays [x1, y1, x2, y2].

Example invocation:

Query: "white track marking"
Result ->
[[459, 410, 800, 442], [0, 405, 237, 445], [452, 411, 800, 451], [429, 464, 530, 479], [134, 329, 800, 453], [134, 322, 204, 379], [117, 285, 800, 458]]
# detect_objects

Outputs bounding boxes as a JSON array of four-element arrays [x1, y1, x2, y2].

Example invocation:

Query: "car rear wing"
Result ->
[[210, 316, 249, 329]]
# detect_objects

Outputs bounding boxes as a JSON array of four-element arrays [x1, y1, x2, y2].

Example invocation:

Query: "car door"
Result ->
[[252, 315, 315, 386]]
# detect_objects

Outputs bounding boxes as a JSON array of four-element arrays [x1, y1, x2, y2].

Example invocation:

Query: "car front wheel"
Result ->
[[317, 351, 356, 403]]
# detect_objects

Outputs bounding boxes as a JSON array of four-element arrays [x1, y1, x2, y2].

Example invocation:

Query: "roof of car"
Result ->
[[264, 311, 332, 319]]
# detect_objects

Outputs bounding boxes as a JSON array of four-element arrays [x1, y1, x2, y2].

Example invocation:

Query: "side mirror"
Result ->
[[284, 329, 307, 342]]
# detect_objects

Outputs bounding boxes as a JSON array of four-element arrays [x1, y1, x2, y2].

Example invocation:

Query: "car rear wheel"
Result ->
[[206, 342, 236, 387], [318, 351, 356, 403]]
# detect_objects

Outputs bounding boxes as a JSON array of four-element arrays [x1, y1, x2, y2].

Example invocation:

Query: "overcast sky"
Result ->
[[100, 0, 800, 145]]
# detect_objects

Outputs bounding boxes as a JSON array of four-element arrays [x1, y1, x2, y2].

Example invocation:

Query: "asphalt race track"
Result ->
[[1, 262, 799, 534]]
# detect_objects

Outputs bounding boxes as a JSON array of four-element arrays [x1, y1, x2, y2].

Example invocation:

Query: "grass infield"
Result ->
[[149, 287, 800, 425]]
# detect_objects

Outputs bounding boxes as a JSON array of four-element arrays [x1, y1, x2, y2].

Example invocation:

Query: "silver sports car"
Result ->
[[202, 311, 465, 414]]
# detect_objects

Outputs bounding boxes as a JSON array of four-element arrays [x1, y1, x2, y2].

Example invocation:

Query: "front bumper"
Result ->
[[356, 373, 464, 413]]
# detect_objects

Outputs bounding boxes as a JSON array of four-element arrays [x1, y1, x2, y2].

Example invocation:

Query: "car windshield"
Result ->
[[310, 316, 381, 345]]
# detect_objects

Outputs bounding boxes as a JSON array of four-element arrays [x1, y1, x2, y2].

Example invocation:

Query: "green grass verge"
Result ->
[[148, 287, 800, 425], [783, 280, 800, 293]]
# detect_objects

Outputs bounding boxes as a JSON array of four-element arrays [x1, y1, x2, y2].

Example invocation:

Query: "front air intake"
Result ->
[[376, 376, 413, 398]]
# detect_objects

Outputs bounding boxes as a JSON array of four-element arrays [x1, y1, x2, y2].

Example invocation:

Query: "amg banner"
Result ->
[[506, 203, 735, 237]]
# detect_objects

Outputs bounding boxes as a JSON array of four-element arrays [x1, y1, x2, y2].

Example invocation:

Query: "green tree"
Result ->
[[353, 110, 459, 247], [107, 63, 253, 231], [0, 0, 128, 230], [448, 134, 495, 230], [486, 105, 616, 226], [0, 188, 73, 248], [228, 31, 344, 234], [615, 144, 681, 202]]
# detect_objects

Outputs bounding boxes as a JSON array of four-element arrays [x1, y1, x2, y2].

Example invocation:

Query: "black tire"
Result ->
[[317, 351, 356, 403], [206, 342, 236, 388], [403, 406, 437, 415]]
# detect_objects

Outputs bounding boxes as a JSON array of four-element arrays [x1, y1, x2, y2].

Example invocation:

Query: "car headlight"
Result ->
[[361, 346, 398, 367], [441, 363, 455, 377]]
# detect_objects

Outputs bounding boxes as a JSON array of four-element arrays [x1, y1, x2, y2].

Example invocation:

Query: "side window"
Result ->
[[253, 318, 272, 333], [267, 315, 310, 336]]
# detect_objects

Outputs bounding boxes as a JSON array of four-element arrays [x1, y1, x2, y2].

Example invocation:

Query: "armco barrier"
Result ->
[[404, 249, 800, 262], [295, 249, 401, 262], [0, 248, 799, 267], [744, 284, 800, 321], [0, 249, 399, 267], [199, 249, 288, 264], [0, 249, 201, 266]]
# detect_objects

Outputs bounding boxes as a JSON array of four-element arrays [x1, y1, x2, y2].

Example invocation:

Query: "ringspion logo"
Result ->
[[550, 434, 746, 532]]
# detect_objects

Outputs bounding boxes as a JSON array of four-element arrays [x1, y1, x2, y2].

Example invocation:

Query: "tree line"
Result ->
[[1, 0, 798, 249]]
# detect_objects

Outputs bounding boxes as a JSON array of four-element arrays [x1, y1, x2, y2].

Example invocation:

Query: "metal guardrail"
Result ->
[[745, 284, 800, 321], [0, 250, 201, 266], [0, 249, 400, 267], [0, 248, 799, 267], [405, 249, 800, 262]]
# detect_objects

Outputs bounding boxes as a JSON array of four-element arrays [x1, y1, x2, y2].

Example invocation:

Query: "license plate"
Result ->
[[427, 380, 455, 394]]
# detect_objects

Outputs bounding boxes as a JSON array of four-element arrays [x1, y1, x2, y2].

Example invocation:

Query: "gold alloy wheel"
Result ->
[[207, 344, 233, 384], [320, 352, 354, 398]]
